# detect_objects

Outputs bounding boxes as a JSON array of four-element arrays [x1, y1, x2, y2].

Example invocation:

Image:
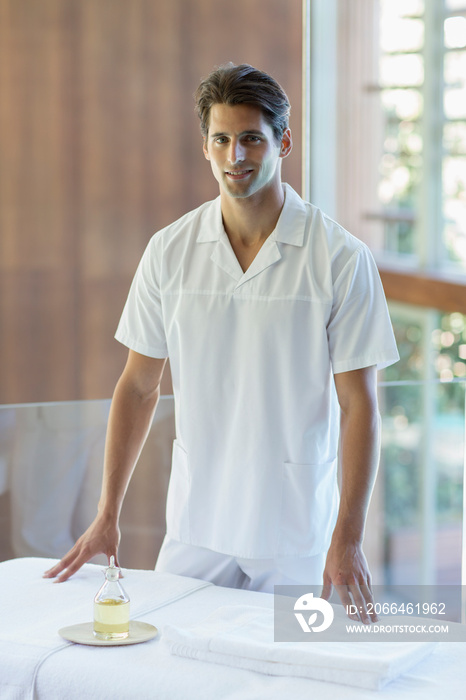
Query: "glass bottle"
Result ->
[[93, 556, 130, 640]]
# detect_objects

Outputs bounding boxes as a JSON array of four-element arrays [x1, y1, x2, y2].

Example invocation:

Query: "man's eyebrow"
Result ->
[[209, 129, 266, 139]]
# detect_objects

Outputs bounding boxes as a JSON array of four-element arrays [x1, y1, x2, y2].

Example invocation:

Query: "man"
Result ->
[[45, 63, 398, 623]]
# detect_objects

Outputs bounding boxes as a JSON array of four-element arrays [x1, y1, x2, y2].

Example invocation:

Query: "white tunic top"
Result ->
[[115, 184, 399, 559]]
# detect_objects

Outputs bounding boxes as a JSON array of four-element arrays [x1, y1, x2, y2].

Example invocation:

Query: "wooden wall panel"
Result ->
[[0, 0, 302, 403], [0, 270, 79, 399], [379, 266, 466, 314]]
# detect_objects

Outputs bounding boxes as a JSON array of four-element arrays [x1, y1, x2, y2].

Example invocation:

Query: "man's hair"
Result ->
[[194, 63, 290, 143]]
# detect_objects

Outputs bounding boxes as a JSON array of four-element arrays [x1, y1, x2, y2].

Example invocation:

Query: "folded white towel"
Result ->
[[163, 604, 436, 690]]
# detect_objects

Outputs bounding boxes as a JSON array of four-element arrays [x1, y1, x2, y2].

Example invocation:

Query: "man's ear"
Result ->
[[203, 138, 210, 160], [279, 128, 293, 159]]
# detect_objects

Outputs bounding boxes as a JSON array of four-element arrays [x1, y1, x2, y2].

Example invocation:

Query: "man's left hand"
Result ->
[[320, 538, 378, 624]]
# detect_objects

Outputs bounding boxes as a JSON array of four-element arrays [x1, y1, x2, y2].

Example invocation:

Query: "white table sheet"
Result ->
[[1, 558, 465, 700]]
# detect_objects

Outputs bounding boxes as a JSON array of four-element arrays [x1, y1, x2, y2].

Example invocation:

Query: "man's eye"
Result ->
[[215, 137, 228, 144], [245, 135, 261, 142]]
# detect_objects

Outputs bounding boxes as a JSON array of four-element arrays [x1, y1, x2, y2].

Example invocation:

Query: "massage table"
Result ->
[[1, 557, 465, 700]]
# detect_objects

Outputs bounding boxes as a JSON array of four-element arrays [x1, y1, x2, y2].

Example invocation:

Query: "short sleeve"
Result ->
[[114, 236, 168, 358], [327, 244, 399, 374]]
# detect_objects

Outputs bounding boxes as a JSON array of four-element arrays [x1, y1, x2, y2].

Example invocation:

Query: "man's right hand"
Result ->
[[43, 513, 121, 582]]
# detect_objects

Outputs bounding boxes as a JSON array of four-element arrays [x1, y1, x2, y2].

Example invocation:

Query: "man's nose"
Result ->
[[227, 139, 245, 164]]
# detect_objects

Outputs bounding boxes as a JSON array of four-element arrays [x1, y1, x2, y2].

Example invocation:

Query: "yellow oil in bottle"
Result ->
[[93, 599, 130, 640]]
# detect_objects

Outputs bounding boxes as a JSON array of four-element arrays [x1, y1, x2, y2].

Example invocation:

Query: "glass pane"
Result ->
[[380, 18, 424, 53], [0, 397, 175, 569], [380, 382, 423, 582], [434, 311, 466, 380], [444, 50, 466, 87], [377, 111, 422, 255], [381, 89, 423, 120], [379, 1, 424, 259], [384, 313, 425, 381], [443, 45, 466, 268], [444, 15, 466, 49], [381, 378, 464, 588], [446, 0, 466, 9], [444, 121, 466, 155], [444, 87, 466, 120], [443, 156, 466, 266], [380, 54, 424, 88], [381, 306, 465, 589], [380, 0, 425, 21]]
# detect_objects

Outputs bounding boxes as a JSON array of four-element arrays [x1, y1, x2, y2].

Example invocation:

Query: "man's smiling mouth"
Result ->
[[225, 169, 253, 177]]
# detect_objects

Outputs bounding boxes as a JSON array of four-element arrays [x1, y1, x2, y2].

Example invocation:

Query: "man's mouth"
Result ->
[[225, 169, 253, 179]]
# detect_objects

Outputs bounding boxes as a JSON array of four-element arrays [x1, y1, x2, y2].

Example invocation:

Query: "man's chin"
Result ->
[[222, 181, 256, 199]]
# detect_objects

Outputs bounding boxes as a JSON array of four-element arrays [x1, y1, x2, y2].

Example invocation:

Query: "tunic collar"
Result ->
[[196, 183, 307, 247]]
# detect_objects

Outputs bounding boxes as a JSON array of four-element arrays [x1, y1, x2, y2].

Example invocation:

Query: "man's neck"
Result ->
[[220, 181, 285, 247]]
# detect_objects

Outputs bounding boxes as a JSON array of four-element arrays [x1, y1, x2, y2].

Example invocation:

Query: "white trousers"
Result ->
[[155, 536, 326, 593]]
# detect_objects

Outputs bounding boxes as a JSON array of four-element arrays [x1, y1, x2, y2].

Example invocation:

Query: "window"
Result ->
[[376, 0, 466, 588], [378, 0, 466, 271], [306, 0, 466, 589]]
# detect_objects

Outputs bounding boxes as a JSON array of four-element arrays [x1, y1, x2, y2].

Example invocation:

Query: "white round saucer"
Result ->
[[58, 620, 158, 646]]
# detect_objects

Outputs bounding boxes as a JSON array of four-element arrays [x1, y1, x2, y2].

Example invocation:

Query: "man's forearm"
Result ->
[[332, 402, 380, 543], [97, 372, 161, 522], [321, 367, 381, 621]]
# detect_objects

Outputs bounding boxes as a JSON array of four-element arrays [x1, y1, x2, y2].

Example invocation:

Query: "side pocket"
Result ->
[[165, 439, 191, 541], [278, 460, 338, 555]]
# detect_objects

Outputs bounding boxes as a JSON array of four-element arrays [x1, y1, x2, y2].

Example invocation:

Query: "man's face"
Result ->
[[202, 103, 292, 201]]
